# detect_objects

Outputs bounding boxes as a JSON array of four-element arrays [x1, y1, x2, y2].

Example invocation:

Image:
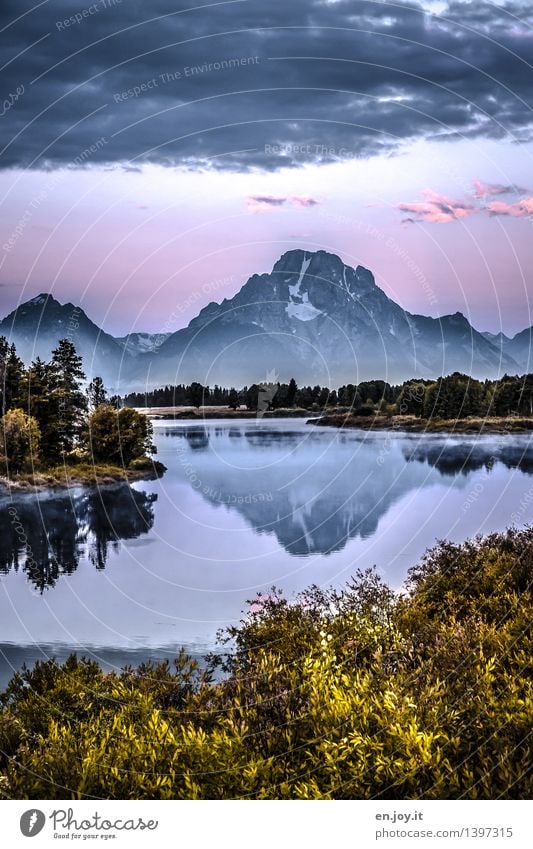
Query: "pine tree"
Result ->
[[87, 376, 108, 410], [48, 339, 87, 459], [287, 378, 297, 407], [20, 358, 55, 460], [0, 338, 25, 415]]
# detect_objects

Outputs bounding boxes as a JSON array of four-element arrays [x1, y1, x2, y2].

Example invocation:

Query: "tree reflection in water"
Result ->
[[0, 485, 156, 591]]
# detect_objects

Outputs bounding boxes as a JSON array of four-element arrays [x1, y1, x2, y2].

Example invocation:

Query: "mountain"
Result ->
[[482, 327, 533, 374], [129, 249, 521, 385], [115, 332, 171, 357], [0, 294, 127, 389], [0, 250, 528, 388]]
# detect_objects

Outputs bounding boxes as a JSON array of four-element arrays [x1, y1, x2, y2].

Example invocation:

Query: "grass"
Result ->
[[313, 413, 533, 433], [0, 457, 166, 492]]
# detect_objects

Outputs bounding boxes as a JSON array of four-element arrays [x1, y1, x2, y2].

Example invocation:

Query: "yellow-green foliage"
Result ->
[[1, 530, 531, 800], [0, 408, 40, 473]]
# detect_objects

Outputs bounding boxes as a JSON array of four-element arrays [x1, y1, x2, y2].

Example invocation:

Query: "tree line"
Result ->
[[0, 337, 154, 475], [123, 372, 533, 419]]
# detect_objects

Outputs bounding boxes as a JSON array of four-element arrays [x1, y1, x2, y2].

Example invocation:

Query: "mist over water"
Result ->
[[1, 419, 532, 687]]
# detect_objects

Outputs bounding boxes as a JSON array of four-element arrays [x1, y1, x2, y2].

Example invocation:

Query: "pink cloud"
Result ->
[[290, 195, 320, 207], [473, 179, 526, 199], [246, 194, 320, 213], [487, 197, 533, 218], [396, 189, 475, 224]]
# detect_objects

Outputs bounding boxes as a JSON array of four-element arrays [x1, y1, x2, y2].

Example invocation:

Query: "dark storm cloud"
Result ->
[[0, 0, 532, 172]]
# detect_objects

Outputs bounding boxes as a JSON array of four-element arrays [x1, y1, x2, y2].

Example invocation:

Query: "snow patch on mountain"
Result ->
[[285, 253, 323, 321], [286, 298, 323, 321]]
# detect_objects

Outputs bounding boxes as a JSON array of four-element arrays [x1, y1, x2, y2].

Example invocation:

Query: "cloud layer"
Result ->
[[1, 0, 533, 172], [396, 181, 533, 223]]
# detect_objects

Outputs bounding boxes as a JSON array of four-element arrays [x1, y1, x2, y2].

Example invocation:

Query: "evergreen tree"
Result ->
[[108, 394, 123, 409], [396, 381, 426, 416], [228, 389, 239, 410], [246, 384, 259, 410], [87, 377, 108, 410], [517, 374, 533, 415], [48, 339, 87, 459], [187, 382, 206, 409], [21, 358, 55, 460], [287, 378, 297, 407], [318, 387, 330, 408], [0, 338, 25, 415]]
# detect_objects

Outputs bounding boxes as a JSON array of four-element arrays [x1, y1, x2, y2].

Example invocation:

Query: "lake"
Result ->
[[1, 418, 533, 688]]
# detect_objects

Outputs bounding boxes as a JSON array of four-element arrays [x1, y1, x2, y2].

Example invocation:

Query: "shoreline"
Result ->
[[0, 460, 167, 497], [136, 406, 533, 433], [137, 406, 313, 420], [309, 413, 533, 434]]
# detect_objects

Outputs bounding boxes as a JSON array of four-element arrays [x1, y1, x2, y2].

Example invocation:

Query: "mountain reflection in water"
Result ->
[[3, 425, 533, 590], [163, 425, 533, 556]]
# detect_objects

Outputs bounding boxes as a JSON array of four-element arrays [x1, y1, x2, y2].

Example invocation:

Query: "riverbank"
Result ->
[[0, 459, 167, 495], [310, 413, 533, 433], [136, 406, 313, 419]]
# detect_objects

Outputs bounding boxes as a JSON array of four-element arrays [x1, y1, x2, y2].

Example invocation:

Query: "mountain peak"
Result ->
[[272, 249, 375, 287], [27, 293, 57, 306], [274, 248, 342, 270]]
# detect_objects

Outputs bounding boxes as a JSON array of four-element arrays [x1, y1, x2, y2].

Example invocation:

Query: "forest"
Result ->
[[0, 337, 158, 478], [123, 372, 533, 419]]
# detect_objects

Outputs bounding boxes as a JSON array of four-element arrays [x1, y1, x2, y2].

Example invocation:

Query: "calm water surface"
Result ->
[[1, 419, 533, 687]]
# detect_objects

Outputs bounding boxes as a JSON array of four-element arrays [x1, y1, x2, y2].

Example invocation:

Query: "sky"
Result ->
[[1, 0, 533, 337]]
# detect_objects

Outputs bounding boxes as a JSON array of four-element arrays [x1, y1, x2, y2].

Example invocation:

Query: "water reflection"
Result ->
[[2, 423, 533, 678], [3, 426, 533, 590], [168, 425, 533, 556], [404, 440, 533, 475], [0, 485, 156, 591]]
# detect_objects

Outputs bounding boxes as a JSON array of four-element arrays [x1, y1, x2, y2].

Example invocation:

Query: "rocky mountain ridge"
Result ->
[[0, 250, 528, 389]]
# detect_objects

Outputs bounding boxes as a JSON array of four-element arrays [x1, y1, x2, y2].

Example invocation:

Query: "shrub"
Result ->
[[85, 405, 155, 467], [1, 530, 531, 799], [0, 408, 40, 474]]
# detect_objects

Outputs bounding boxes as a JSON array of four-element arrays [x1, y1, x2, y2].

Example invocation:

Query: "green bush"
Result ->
[[1, 529, 531, 799], [84, 405, 155, 467], [0, 408, 40, 473]]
